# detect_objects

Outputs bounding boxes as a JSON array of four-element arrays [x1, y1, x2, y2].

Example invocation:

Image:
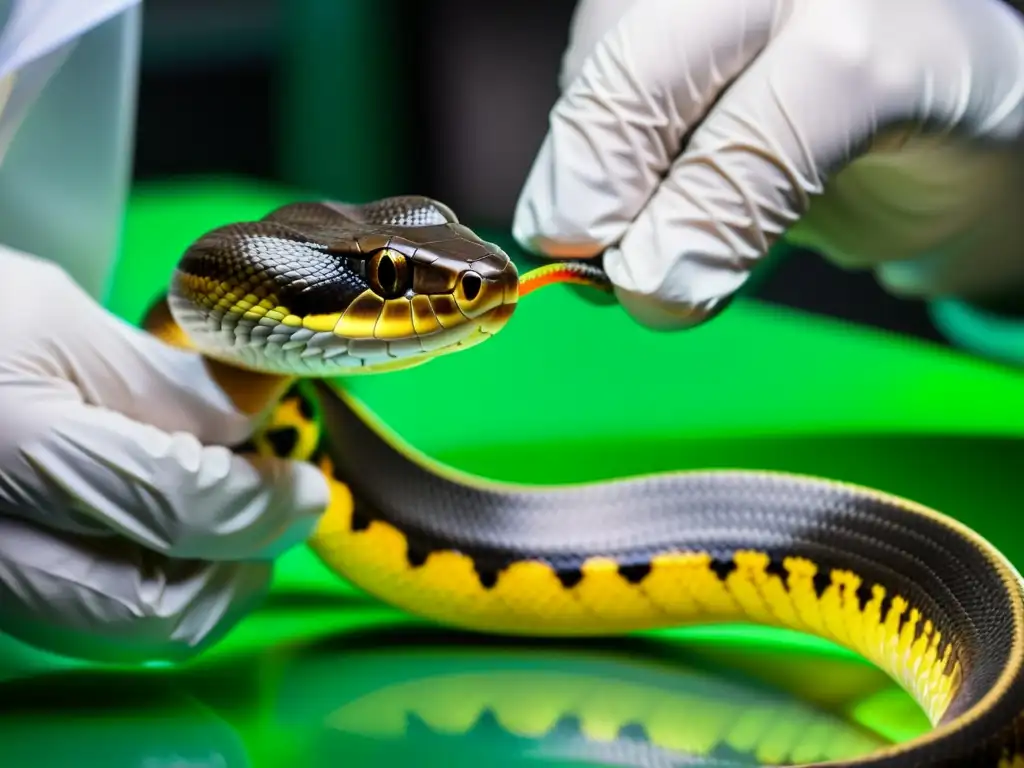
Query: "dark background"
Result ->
[[134, 0, 947, 346]]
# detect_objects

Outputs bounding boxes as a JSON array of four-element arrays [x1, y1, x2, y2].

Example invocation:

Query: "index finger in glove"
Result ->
[[0, 389, 331, 562], [513, 0, 785, 265]]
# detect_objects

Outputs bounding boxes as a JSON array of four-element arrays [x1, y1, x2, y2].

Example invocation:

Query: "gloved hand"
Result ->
[[513, 0, 1024, 330], [0, 246, 329, 663]]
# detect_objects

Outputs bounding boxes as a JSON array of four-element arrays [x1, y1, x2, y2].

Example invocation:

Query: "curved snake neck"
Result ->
[[149, 196, 1024, 768]]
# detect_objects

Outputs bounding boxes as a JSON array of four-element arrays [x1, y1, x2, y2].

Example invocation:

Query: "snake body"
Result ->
[[147, 196, 1024, 767]]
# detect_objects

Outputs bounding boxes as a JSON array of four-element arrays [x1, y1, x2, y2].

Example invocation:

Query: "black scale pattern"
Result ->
[[180, 220, 369, 317], [179, 195, 463, 317]]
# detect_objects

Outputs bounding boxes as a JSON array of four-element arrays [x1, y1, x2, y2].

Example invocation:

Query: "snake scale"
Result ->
[[142, 195, 1024, 767]]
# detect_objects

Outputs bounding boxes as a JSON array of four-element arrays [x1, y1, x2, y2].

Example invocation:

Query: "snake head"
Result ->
[[169, 197, 519, 377]]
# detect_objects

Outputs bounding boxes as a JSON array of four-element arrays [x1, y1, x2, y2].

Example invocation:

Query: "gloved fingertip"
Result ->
[[512, 154, 611, 261], [615, 287, 736, 331], [929, 298, 1024, 367], [512, 203, 606, 264], [527, 236, 606, 260], [250, 514, 320, 560], [511, 205, 553, 258], [223, 454, 331, 561]]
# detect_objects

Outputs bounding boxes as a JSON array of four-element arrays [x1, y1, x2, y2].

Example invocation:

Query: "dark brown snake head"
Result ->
[[167, 197, 519, 376]]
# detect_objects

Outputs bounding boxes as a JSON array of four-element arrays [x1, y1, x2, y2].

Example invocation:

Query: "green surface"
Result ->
[[5, 175, 1024, 766], [0, 607, 912, 768]]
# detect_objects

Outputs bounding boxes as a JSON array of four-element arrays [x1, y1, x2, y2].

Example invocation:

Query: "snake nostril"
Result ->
[[461, 272, 482, 302]]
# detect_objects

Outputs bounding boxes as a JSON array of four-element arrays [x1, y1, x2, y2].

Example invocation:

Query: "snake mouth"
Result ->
[[338, 270, 517, 372], [352, 297, 517, 372]]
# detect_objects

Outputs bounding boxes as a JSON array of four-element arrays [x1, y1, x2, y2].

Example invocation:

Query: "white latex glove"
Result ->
[[513, 0, 1024, 329], [0, 246, 329, 663]]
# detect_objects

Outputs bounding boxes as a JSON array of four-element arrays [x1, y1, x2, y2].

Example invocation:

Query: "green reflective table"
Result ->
[[3, 176, 1023, 767]]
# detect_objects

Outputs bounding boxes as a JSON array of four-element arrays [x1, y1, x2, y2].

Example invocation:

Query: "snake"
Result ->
[[142, 195, 1024, 767]]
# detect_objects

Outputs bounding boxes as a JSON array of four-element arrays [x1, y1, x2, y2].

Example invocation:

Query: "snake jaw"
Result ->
[[169, 269, 518, 378]]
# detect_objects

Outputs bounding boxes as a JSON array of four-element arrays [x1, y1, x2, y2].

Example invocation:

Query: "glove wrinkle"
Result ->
[[0, 246, 329, 661], [515, 0, 1024, 327], [0, 513, 274, 662]]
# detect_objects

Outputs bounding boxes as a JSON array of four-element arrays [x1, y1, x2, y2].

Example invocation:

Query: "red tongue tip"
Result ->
[[518, 263, 613, 298]]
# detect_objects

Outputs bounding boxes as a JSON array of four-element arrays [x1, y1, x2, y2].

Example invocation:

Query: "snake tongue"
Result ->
[[518, 262, 613, 298]]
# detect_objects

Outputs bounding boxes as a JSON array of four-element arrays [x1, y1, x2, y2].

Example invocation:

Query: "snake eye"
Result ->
[[367, 249, 410, 299], [460, 272, 482, 301]]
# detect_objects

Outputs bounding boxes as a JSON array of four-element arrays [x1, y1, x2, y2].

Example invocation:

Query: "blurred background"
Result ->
[[135, 0, 951, 348], [4, 5, 1023, 766]]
